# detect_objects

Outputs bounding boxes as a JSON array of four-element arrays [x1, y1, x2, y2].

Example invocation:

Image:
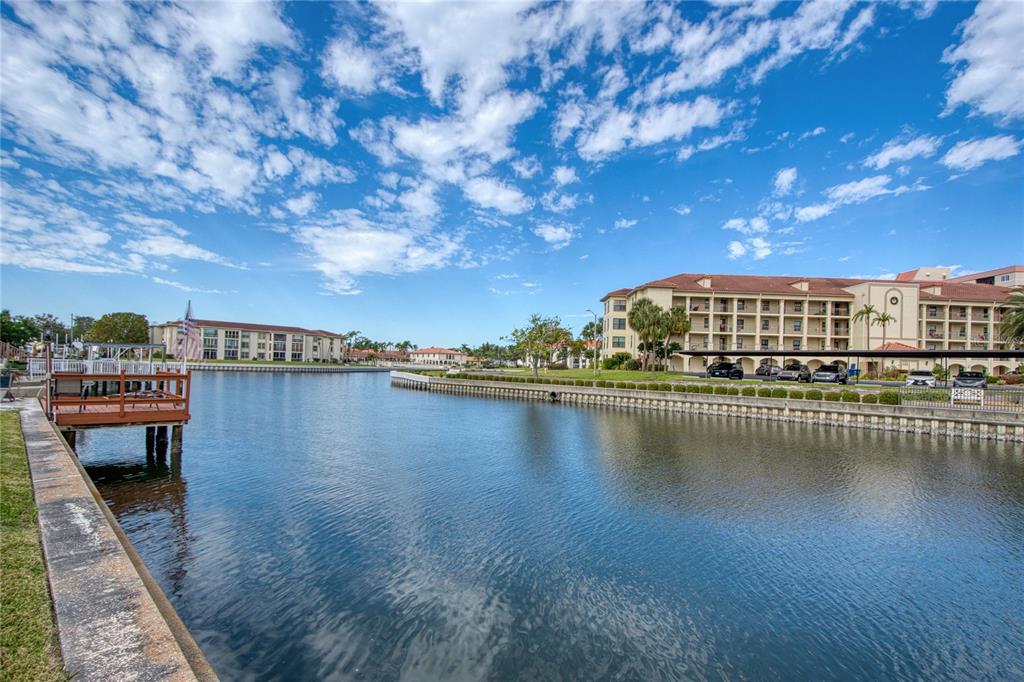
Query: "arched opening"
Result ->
[[736, 357, 755, 373], [783, 357, 800, 367], [668, 354, 686, 372], [970, 364, 986, 373], [807, 359, 823, 371], [688, 356, 706, 372], [992, 364, 1009, 376], [832, 359, 847, 369], [948, 363, 965, 375]]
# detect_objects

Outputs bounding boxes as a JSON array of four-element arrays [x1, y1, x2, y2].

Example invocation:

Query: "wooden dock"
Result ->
[[48, 371, 191, 429]]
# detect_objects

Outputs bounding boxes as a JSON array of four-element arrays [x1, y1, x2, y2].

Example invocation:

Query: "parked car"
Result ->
[[953, 371, 987, 389], [755, 363, 781, 378], [811, 364, 848, 384], [707, 362, 744, 380], [905, 370, 936, 388], [778, 363, 811, 383]]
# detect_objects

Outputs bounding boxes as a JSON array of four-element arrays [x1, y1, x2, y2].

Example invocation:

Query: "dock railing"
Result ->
[[47, 370, 192, 427], [27, 358, 183, 381]]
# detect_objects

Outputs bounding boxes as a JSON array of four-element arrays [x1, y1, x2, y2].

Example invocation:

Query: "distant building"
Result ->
[[601, 267, 1017, 376], [409, 347, 467, 366], [150, 319, 346, 362], [946, 265, 1024, 288]]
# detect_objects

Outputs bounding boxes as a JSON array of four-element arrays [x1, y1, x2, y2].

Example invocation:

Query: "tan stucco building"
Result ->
[[150, 319, 346, 362], [601, 267, 1018, 376], [409, 347, 467, 366]]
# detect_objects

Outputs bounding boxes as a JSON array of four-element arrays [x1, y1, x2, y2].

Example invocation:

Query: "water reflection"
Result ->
[[74, 373, 1024, 681]]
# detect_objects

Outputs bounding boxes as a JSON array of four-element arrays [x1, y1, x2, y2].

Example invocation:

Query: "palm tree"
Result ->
[[660, 306, 691, 371], [851, 304, 877, 349], [998, 290, 1024, 347], [627, 298, 664, 371], [872, 312, 896, 376]]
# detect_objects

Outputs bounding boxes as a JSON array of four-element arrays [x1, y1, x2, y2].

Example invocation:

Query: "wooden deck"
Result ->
[[48, 371, 191, 429]]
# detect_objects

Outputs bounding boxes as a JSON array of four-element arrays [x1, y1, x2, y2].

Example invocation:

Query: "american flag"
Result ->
[[176, 300, 200, 360]]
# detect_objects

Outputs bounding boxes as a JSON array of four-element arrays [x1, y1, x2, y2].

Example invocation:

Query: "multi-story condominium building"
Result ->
[[946, 265, 1024, 288], [150, 319, 346, 362], [601, 267, 1018, 376], [409, 347, 467, 366]]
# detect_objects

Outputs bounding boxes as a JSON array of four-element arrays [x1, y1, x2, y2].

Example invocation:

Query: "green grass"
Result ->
[[1, 412, 66, 682]]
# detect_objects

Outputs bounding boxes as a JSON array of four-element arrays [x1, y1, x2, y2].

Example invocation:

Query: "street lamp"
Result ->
[[585, 309, 599, 377]]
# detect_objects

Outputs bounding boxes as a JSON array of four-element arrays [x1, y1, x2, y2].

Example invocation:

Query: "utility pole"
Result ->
[[585, 309, 600, 377]]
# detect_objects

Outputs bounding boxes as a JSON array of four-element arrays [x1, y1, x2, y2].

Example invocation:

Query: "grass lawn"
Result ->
[[0, 411, 66, 681]]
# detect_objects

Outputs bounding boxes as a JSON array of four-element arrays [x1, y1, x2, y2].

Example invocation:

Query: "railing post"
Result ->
[[184, 370, 191, 417], [119, 369, 126, 417]]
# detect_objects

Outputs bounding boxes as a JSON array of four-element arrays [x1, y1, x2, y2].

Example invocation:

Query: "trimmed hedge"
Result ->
[[788, 390, 805, 399], [840, 390, 860, 403], [727, 387, 740, 396], [700, 385, 714, 394], [757, 387, 773, 398], [823, 391, 842, 401], [714, 386, 729, 395], [771, 388, 788, 399], [878, 391, 900, 405], [861, 394, 878, 404], [659, 383, 673, 392], [741, 387, 756, 397], [622, 382, 637, 390], [805, 389, 824, 400], [673, 384, 687, 393]]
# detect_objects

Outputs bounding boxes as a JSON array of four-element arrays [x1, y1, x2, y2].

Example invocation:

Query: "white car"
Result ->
[[905, 370, 936, 387]]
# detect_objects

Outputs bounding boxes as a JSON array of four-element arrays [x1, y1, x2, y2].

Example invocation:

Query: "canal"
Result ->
[[76, 371, 1024, 680]]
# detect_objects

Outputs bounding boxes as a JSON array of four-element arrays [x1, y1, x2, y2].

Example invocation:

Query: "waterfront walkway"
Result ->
[[11, 399, 215, 681]]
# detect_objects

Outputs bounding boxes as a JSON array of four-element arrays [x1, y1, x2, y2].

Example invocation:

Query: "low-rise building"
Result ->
[[601, 267, 1017, 376], [150, 319, 346, 362], [409, 347, 467, 366], [946, 265, 1024, 288]]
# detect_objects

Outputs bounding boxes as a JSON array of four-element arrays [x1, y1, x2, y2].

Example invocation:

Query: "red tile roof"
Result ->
[[895, 268, 920, 281], [604, 272, 1011, 303], [875, 342, 919, 351], [159, 318, 343, 337], [411, 347, 462, 355]]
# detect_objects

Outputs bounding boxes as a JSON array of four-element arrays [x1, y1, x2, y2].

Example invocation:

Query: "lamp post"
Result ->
[[585, 309, 599, 377]]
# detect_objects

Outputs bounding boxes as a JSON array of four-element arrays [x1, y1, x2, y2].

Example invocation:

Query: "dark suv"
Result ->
[[811, 364, 848, 384], [778, 363, 811, 383], [707, 362, 744, 380], [953, 371, 987, 388]]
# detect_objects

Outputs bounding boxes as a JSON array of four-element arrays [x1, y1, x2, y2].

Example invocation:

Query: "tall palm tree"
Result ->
[[627, 298, 664, 371], [660, 306, 691, 371], [998, 290, 1024, 347], [851, 304, 877, 349], [872, 312, 896, 375]]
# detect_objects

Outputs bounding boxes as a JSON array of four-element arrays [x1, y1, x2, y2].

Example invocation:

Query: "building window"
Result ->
[[613, 300, 626, 312], [794, 320, 802, 332], [794, 302, 803, 313], [792, 340, 801, 350], [202, 328, 218, 359], [761, 301, 771, 312], [761, 319, 769, 331], [272, 333, 287, 361], [612, 336, 626, 348], [761, 339, 770, 350], [737, 300, 745, 311], [736, 339, 743, 349], [612, 318, 626, 330], [737, 319, 745, 331]]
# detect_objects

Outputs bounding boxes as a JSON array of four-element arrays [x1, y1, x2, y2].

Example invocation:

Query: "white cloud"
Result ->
[[577, 96, 726, 160], [795, 174, 927, 222], [943, 0, 1024, 121], [727, 240, 747, 259], [533, 223, 576, 250], [773, 167, 798, 195], [284, 192, 319, 216], [940, 135, 1021, 171], [151, 277, 232, 294], [672, 205, 692, 216], [511, 156, 541, 179], [799, 126, 826, 140], [722, 216, 769, 235], [864, 135, 941, 169], [614, 218, 638, 229], [540, 190, 581, 213], [552, 166, 579, 186], [322, 37, 387, 94], [463, 176, 533, 214]]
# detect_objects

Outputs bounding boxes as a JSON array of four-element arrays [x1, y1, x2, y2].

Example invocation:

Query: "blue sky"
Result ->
[[1, 0, 1021, 345]]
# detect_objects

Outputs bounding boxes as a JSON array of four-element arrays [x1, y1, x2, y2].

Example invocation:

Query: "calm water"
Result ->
[[76, 372, 1024, 681]]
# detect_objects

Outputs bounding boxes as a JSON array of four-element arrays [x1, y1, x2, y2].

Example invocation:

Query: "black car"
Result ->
[[953, 371, 987, 388], [778, 363, 811, 382], [811, 364, 848, 384], [707, 362, 744, 380], [755, 363, 781, 377]]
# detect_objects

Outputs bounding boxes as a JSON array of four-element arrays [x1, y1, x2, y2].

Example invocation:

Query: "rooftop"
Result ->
[[157, 318, 343, 338]]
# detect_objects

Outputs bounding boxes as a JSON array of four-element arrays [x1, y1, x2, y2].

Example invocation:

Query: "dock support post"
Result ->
[[61, 429, 76, 450], [170, 425, 182, 457], [155, 425, 168, 461], [146, 426, 156, 459]]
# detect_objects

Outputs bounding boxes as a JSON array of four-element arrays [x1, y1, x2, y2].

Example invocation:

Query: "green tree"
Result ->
[[507, 314, 571, 378], [31, 314, 69, 340], [998, 290, 1024, 347], [851, 303, 877, 349], [0, 310, 40, 346], [580, 318, 603, 373], [626, 298, 665, 371], [84, 312, 149, 344], [659, 306, 691, 371], [71, 315, 95, 340]]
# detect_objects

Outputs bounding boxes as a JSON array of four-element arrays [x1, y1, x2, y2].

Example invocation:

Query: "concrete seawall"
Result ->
[[17, 399, 217, 681], [391, 371, 1024, 443], [187, 363, 432, 374]]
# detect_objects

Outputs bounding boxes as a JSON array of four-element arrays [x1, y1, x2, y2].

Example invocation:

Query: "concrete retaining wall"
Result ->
[[391, 371, 1024, 442], [186, 363, 397, 373]]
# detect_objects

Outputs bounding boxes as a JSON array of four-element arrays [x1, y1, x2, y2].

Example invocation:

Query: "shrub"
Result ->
[[673, 384, 686, 392], [840, 390, 860, 403], [548, 362, 567, 371], [823, 391, 842, 401], [659, 383, 673, 392], [714, 385, 729, 395], [624, 359, 641, 371], [603, 352, 633, 370], [688, 385, 703, 393], [741, 386, 756, 397], [1004, 374, 1022, 386], [805, 389, 823, 400], [757, 387, 773, 398], [771, 388, 788, 399], [788, 390, 804, 400], [595, 380, 607, 388], [575, 379, 589, 387], [622, 382, 637, 390], [861, 394, 878, 404], [727, 387, 740, 396], [700, 385, 714, 394], [878, 391, 900, 405]]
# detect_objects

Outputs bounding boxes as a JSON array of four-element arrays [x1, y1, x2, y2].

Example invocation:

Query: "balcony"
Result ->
[[832, 305, 850, 317], [950, 309, 968, 320], [832, 327, 850, 336], [927, 331, 945, 340], [971, 310, 991, 321], [808, 306, 829, 317]]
